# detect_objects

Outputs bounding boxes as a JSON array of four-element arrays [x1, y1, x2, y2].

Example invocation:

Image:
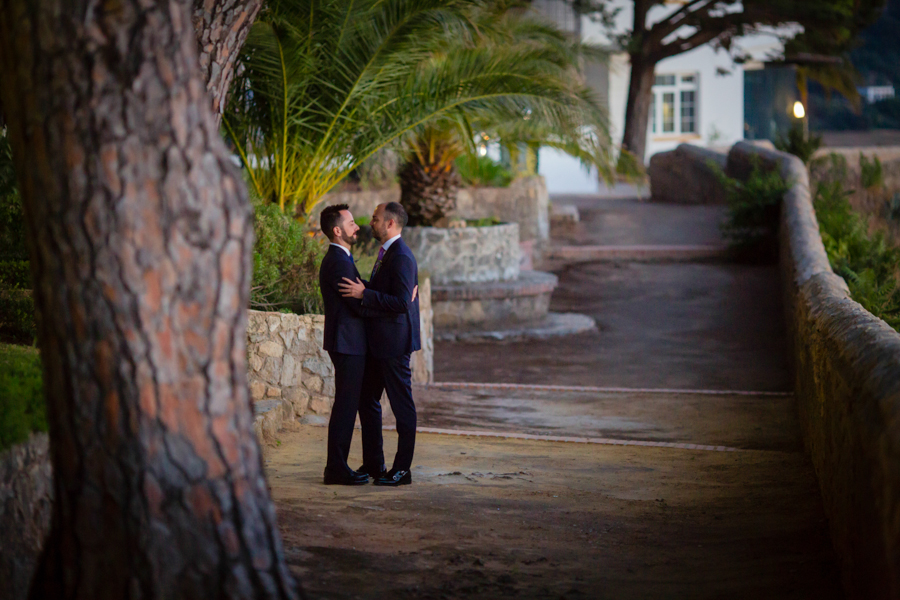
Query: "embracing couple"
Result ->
[[318, 201, 421, 487]]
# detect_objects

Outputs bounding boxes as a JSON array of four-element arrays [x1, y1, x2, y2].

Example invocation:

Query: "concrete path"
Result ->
[[267, 194, 840, 599]]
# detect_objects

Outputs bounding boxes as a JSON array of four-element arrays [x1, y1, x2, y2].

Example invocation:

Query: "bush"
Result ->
[[455, 154, 513, 188], [465, 217, 502, 227], [774, 123, 823, 165], [809, 152, 850, 189], [0, 290, 36, 343], [815, 180, 900, 329], [0, 259, 30, 289], [0, 343, 46, 452], [0, 129, 27, 261], [252, 199, 325, 314], [859, 153, 884, 190], [716, 159, 789, 262]]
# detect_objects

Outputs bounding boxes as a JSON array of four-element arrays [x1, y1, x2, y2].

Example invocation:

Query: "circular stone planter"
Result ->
[[430, 270, 557, 328], [403, 223, 520, 285]]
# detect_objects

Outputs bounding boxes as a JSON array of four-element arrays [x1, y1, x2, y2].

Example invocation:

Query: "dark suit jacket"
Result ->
[[319, 245, 392, 355], [360, 236, 421, 359]]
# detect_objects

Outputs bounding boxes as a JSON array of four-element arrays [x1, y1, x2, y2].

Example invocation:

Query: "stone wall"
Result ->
[[456, 176, 549, 246], [0, 433, 52, 600], [247, 312, 335, 417], [247, 276, 434, 418], [648, 144, 728, 205], [403, 224, 520, 285], [690, 141, 900, 600], [315, 176, 549, 246]]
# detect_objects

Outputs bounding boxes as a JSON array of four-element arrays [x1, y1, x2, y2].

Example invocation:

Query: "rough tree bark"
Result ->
[[0, 1, 298, 598], [192, 0, 264, 121]]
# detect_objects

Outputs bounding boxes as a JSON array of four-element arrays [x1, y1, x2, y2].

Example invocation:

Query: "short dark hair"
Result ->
[[382, 202, 408, 228], [320, 203, 349, 240]]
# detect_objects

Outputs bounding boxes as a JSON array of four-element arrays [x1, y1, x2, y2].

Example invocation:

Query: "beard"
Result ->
[[339, 230, 358, 246]]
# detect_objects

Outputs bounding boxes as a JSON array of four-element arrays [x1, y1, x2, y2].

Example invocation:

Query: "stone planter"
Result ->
[[403, 223, 520, 285], [431, 270, 558, 328]]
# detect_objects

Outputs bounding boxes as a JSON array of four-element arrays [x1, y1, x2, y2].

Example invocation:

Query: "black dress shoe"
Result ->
[[373, 469, 411, 487], [357, 464, 387, 479], [323, 467, 369, 486]]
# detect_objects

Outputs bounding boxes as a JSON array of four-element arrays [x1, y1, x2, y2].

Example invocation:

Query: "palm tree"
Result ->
[[398, 4, 614, 225], [224, 0, 613, 220]]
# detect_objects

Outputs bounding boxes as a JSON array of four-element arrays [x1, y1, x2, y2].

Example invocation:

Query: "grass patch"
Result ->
[[0, 343, 46, 452]]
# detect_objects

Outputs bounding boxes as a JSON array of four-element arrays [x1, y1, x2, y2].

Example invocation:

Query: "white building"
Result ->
[[534, 1, 788, 194]]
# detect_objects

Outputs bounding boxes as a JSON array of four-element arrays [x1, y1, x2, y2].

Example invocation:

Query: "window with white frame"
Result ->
[[649, 73, 699, 136]]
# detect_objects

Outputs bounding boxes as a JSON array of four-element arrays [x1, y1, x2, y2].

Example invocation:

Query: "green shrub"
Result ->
[[774, 123, 822, 165], [815, 180, 900, 329], [809, 152, 850, 189], [888, 192, 900, 222], [0, 259, 30, 289], [0, 343, 46, 452], [465, 217, 502, 227], [716, 159, 789, 261], [859, 153, 885, 190], [252, 199, 325, 314], [0, 289, 35, 342], [455, 154, 514, 188], [0, 129, 27, 261]]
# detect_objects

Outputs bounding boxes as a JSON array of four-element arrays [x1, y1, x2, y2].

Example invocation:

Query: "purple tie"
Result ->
[[371, 246, 385, 278]]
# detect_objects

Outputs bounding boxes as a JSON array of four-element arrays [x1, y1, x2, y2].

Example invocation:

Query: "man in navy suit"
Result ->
[[318, 204, 413, 485], [339, 202, 421, 486]]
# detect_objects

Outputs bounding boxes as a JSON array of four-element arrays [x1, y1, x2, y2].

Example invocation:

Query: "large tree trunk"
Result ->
[[620, 53, 657, 167], [619, 0, 656, 167], [192, 0, 263, 121], [0, 1, 298, 598]]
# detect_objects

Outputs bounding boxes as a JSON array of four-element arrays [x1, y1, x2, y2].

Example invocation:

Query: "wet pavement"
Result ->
[[436, 260, 790, 391]]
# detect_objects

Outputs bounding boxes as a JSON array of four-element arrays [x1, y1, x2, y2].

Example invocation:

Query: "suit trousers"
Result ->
[[326, 352, 366, 472], [358, 353, 416, 472]]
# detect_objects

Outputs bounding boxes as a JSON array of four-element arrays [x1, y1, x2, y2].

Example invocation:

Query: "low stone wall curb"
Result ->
[[725, 141, 900, 600]]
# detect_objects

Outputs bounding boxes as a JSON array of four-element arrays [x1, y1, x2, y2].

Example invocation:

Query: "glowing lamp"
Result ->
[[793, 101, 806, 119]]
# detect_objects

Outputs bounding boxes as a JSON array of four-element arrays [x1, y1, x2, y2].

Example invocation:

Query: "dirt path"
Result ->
[[267, 195, 840, 599], [269, 426, 839, 600]]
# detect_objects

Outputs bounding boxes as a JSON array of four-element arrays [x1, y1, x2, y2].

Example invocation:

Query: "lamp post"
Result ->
[[793, 100, 808, 139]]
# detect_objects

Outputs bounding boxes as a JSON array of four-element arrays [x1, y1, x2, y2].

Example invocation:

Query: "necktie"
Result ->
[[371, 246, 385, 279]]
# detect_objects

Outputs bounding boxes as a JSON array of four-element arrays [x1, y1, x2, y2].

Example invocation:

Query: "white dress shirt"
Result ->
[[381, 234, 401, 252], [330, 242, 351, 257]]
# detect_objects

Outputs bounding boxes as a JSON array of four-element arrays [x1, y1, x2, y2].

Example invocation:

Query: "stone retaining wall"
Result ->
[[663, 141, 900, 599], [403, 224, 520, 285], [247, 276, 434, 419]]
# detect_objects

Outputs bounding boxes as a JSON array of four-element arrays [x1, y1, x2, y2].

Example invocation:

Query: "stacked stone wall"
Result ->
[[657, 141, 900, 599], [247, 275, 434, 418], [403, 224, 520, 285]]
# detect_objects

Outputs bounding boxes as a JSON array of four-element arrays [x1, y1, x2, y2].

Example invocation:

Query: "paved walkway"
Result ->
[[267, 195, 840, 599]]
